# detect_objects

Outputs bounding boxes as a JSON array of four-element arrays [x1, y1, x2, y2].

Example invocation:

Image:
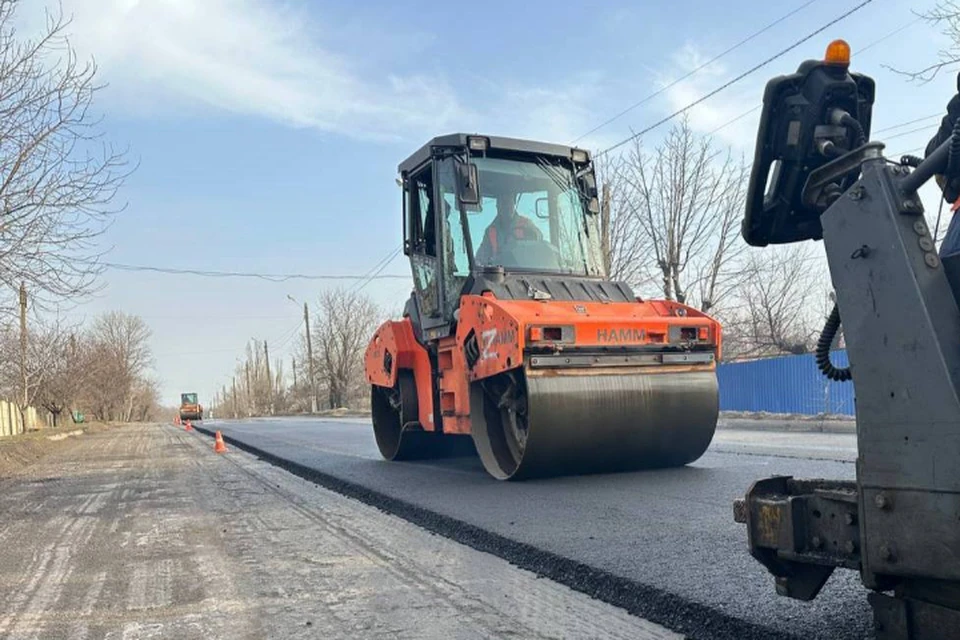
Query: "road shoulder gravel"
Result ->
[[0, 423, 678, 640]]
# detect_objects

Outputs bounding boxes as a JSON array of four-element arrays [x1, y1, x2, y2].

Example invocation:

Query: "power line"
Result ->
[[349, 244, 403, 293], [873, 113, 940, 134], [858, 15, 922, 54], [709, 105, 762, 136], [889, 144, 927, 158], [100, 261, 409, 282], [710, 109, 940, 143], [882, 123, 943, 142], [705, 16, 931, 140], [356, 247, 403, 294], [571, 0, 820, 144], [272, 319, 305, 353], [596, 0, 876, 158]]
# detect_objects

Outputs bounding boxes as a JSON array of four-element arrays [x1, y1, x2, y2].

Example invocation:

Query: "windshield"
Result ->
[[440, 156, 604, 277], [181, 393, 198, 404]]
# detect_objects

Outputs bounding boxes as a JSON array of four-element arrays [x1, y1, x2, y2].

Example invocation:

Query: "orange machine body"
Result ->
[[179, 393, 203, 422], [364, 294, 721, 438]]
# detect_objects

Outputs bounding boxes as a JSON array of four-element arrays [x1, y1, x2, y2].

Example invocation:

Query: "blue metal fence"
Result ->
[[717, 350, 854, 416]]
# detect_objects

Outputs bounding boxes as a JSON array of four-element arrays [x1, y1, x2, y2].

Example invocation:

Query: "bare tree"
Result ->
[[721, 245, 827, 360], [0, 315, 72, 428], [129, 377, 161, 422], [284, 341, 314, 414], [884, 4, 960, 82], [217, 290, 382, 417], [0, 1, 129, 314], [33, 329, 86, 426], [313, 288, 382, 410], [0, 309, 161, 427], [622, 119, 750, 313], [594, 154, 654, 289], [85, 311, 152, 421]]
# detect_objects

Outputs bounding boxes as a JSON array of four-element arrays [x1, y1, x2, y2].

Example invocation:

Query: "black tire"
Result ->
[[371, 371, 419, 460]]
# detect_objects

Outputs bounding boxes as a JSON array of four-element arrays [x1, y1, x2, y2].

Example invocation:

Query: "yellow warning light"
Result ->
[[824, 39, 851, 66]]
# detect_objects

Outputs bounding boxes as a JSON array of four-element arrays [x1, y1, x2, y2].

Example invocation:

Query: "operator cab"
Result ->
[[399, 134, 612, 338]]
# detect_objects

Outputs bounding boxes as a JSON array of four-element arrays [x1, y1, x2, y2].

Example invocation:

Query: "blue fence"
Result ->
[[717, 350, 854, 416]]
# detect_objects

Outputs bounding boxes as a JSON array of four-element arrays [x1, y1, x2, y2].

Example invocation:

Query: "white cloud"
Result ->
[[657, 42, 762, 150], [18, 0, 467, 141]]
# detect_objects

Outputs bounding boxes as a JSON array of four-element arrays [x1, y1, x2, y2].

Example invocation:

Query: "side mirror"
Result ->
[[587, 197, 600, 215], [456, 161, 480, 207], [535, 197, 549, 219], [581, 173, 599, 198]]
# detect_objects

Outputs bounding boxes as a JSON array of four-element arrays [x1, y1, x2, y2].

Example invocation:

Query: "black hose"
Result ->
[[840, 113, 866, 147], [816, 304, 851, 382], [836, 112, 867, 191], [900, 137, 951, 195], [948, 117, 960, 180], [900, 154, 923, 168]]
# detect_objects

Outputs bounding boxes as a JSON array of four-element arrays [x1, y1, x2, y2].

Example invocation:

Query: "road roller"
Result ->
[[364, 133, 721, 480]]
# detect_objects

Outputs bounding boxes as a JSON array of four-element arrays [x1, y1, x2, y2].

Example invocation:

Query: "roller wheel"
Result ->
[[472, 370, 529, 479], [471, 368, 719, 480], [371, 370, 418, 460]]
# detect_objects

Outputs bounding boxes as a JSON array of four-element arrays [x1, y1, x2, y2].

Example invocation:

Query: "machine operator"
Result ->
[[474, 194, 543, 266], [926, 73, 960, 259]]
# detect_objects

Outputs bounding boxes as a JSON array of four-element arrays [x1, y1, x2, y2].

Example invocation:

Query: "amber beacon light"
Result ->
[[824, 39, 851, 66]]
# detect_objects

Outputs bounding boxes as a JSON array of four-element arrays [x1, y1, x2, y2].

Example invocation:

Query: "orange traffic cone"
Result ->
[[184, 419, 193, 431], [214, 431, 227, 454]]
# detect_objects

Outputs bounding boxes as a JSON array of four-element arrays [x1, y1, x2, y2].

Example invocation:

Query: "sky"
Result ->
[[12, 0, 959, 404]]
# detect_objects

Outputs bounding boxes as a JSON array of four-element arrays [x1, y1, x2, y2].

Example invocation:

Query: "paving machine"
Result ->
[[734, 40, 960, 638], [364, 134, 722, 480], [179, 392, 203, 422]]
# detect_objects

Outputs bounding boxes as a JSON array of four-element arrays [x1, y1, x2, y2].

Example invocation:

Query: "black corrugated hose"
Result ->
[[816, 304, 851, 382], [948, 116, 960, 186], [814, 112, 867, 383]]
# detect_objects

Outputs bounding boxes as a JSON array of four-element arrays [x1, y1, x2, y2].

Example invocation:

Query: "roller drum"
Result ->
[[471, 368, 718, 480]]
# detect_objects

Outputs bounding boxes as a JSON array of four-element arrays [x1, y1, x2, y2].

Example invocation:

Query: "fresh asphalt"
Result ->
[[199, 417, 868, 640]]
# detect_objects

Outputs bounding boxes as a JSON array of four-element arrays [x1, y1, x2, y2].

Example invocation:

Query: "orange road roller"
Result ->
[[365, 134, 721, 480]]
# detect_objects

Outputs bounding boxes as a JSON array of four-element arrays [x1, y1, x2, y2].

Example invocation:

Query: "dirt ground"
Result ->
[[0, 423, 114, 477], [0, 423, 677, 640]]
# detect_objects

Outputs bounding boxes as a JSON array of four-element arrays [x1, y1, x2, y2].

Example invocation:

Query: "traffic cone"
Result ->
[[214, 431, 227, 454], [184, 419, 193, 431]]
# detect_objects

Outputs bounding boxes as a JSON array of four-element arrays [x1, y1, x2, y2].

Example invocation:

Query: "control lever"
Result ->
[[802, 142, 885, 210]]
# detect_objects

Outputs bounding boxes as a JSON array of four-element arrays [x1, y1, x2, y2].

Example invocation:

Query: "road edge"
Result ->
[[191, 424, 797, 640]]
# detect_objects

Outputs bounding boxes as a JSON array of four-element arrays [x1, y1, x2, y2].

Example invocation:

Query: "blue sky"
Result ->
[[15, 0, 958, 404]]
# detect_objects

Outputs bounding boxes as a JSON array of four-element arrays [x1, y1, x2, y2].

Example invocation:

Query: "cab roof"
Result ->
[[397, 133, 590, 174]]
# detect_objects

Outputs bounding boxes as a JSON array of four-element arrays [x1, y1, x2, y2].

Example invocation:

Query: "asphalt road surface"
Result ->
[[0, 424, 677, 639], [201, 417, 866, 640]]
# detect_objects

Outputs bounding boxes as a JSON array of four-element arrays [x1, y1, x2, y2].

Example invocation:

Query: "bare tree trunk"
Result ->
[[601, 183, 611, 277], [623, 118, 749, 313]]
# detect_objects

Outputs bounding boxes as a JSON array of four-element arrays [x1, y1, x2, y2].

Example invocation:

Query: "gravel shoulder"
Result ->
[[0, 423, 677, 640], [0, 423, 110, 477]]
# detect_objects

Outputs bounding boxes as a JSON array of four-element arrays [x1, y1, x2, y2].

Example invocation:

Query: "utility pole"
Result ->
[[304, 302, 317, 414], [292, 356, 297, 387], [18, 283, 27, 434], [232, 377, 238, 419], [264, 341, 273, 415], [244, 360, 251, 416], [601, 183, 611, 277]]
